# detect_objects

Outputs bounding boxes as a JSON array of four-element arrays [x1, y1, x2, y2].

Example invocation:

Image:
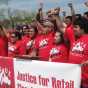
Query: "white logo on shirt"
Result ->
[[26, 40, 34, 48], [50, 48, 59, 56], [39, 39, 48, 47], [8, 46, 16, 52], [72, 42, 86, 52]]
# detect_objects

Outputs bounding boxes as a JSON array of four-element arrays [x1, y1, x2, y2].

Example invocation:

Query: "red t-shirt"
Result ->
[[49, 44, 68, 63], [22, 35, 39, 55], [34, 32, 54, 61], [69, 35, 88, 86], [0, 36, 8, 56], [22, 35, 30, 44], [65, 25, 88, 86], [8, 40, 26, 57]]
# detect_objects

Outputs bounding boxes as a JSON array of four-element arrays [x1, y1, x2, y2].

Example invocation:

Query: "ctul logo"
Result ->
[[0, 66, 11, 88], [72, 42, 86, 52], [39, 39, 48, 47]]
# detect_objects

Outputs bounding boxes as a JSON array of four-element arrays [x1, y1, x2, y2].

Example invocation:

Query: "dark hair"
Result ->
[[11, 32, 22, 40], [82, 17, 88, 33], [84, 11, 88, 17], [0, 25, 3, 30], [75, 14, 82, 19], [29, 25, 38, 39], [73, 17, 88, 33], [16, 25, 22, 30], [15, 31, 22, 40], [30, 25, 38, 34], [55, 30, 64, 43], [38, 8, 42, 12], [65, 16, 72, 21]]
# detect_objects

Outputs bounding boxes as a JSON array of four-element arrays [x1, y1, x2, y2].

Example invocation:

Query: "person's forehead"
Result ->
[[30, 28, 34, 31], [43, 22, 54, 27], [11, 33, 16, 37]]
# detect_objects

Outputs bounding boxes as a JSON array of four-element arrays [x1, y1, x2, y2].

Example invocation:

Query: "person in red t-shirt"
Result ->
[[22, 25, 31, 43], [68, 18, 88, 88], [0, 25, 8, 56], [22, 26, 38, 55], [8, 32, 26, 57], [49, 31, 68, 63], [33, 21, 55, 61], [56, 16, 88, 88], [46, 5, 88, 88]]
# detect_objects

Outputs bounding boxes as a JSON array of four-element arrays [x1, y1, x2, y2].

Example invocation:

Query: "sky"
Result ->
[[0, 0, 88, 15]]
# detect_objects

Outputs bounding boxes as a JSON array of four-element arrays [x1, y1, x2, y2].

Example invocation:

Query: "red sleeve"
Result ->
[[64, 25, 75, 47]]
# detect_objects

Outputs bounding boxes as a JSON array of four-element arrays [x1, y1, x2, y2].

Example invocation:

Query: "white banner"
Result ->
[[14, 60, 81, 88]]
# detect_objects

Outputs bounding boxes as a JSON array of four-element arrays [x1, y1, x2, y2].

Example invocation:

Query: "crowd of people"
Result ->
[[0, 3, 88, 88]]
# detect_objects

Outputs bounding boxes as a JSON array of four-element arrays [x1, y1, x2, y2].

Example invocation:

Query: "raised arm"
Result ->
[[68, 3, 76, 23], [0, 25, 9, 38]]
